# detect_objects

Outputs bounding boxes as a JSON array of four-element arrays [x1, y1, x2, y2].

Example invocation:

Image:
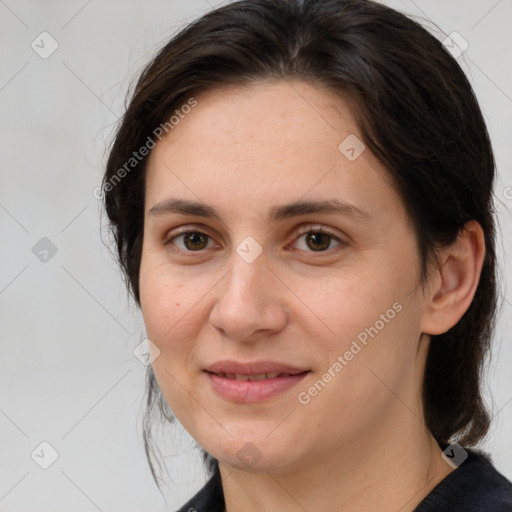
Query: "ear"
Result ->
[[421, 220, 486, 335]]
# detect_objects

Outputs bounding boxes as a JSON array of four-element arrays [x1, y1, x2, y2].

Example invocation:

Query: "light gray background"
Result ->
[[1, 1, 511, 511]]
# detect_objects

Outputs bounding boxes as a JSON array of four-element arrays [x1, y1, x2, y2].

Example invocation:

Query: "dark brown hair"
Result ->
[[102, 0, 497, 489]]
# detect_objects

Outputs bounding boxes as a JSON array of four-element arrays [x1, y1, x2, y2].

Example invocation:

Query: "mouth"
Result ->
[[203, 368, 311, 403], [205, 371, 309, 381], [203, 359, 309, 376]]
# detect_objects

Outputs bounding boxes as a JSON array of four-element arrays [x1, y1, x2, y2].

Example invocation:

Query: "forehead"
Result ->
[[144, 80, 404, 225], [147, 80, 358, 169], [167, 80, 358, 153]]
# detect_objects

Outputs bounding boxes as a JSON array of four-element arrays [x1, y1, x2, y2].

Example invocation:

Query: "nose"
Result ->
[[209, 252, 288, 342]]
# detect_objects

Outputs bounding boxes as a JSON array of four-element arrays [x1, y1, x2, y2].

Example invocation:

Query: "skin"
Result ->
[[139, 80, 485, 511]]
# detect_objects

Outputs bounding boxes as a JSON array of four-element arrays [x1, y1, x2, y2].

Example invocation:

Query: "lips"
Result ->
[[204, 359, 309, 376], [214, 372, 297, 381], [203, 360, 310, 402]]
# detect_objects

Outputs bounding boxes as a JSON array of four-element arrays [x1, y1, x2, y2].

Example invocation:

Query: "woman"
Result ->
[[102, 0, 512, 510]]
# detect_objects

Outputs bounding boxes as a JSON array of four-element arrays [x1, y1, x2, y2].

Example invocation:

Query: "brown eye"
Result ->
[[183, 232, 209, 250], [293, 229, 343, 253], [304, 232, 332, 251], [166, 231, 213, 251]]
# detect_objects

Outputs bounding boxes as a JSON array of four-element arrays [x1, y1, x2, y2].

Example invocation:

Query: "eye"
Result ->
[[164, 229, 215, 252], [163, 224, 347, 255], [291, 226, 346, 253]]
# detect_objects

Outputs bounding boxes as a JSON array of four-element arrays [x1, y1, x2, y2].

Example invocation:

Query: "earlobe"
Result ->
[[421, 220, 485, 335]]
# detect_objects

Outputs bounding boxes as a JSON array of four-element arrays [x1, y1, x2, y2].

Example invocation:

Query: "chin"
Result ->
[[203, 433, 300, 474]]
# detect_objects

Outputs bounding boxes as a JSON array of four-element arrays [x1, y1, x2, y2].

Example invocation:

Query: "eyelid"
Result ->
[[293, 223, 344, 239], [162, 224, 218, 247]]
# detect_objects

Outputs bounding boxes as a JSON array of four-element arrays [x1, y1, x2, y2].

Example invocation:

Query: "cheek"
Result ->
[[138, 257, 216, 377], [139, 263, 203, 423], [140, 272, 180, 341], [297, 262, 420, 390], [295, 303, 420, 445], [139, 256, 202, 343], [138, 264, 202, 407], [296, 266, 396, 346]]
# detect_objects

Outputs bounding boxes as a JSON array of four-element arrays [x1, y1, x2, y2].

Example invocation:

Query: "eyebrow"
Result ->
[[148, 198, 373, 224]]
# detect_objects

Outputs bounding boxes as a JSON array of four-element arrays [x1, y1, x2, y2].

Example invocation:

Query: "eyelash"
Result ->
[[162, 224, 347, 256]]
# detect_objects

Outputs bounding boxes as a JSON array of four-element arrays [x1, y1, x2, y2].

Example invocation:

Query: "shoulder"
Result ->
[[415, 448, 512, 512], [175, 469, 225, 512]]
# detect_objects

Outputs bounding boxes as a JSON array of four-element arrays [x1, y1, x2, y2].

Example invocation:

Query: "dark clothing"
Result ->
[[176, 449, 512, 511], [414, 449, 512, 511]]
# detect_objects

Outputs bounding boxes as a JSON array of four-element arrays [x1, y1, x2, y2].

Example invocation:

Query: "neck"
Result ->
[[219, 411, 454, 512]]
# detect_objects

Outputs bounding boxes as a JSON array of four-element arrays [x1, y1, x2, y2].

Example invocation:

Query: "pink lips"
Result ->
[[203, 360, 310, 403]]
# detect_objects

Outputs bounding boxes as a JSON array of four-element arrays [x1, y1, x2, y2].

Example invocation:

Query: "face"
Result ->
[[140, 80, 430, 474]]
